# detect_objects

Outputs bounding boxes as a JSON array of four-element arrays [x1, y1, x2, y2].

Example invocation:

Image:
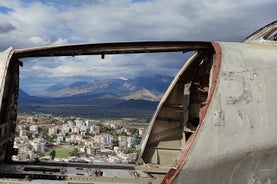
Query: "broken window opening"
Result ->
[[263, 28, 277, 41], [140, 49, 214, 166], [12, 51, 190, 165], [184, 52, 212, 140]]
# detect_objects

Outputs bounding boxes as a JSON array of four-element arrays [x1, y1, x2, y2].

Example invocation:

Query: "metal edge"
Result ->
[[242, 20, 277, 43], [12, 41, 211, 59], [161, 41, 222, 184]]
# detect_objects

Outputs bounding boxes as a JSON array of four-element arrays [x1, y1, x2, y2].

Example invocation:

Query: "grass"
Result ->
[[45, 149, 71, 158]]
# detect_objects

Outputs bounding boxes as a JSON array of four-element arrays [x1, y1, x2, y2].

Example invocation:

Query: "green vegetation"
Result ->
[[70, 148, 79, 156], [49, 149, 56, 160], [45, 149, 71, 158], [41, 132, 57, 147], [99, 124, 119, 136], [129, 127, 139, 135], [123, 147, 137, 154]]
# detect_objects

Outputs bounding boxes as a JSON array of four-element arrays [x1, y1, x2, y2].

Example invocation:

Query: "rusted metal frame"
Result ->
[[147, 147, 182, 151], [161, 41, 222, 184], [67, 176, 160, 184], [7, 161, 136, 170], [12, 41, 212, 59]]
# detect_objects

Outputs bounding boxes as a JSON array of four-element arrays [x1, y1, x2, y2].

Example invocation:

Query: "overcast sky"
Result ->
[[0, 0, 276, 94]]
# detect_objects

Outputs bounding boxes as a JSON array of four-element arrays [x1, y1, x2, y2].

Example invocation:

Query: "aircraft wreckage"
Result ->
[[0, 21, 276, 183]]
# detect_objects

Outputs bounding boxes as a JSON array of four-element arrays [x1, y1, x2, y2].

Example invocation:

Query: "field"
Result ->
[[45, 149, 71, 158]]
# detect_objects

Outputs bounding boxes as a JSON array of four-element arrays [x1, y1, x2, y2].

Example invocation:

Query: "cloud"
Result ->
[[51, 38, 69, 45], [0, 21, 16, 33], [0, 0, 276, 94], [29, 36, 50, 45], [1, 0, 276, 48]]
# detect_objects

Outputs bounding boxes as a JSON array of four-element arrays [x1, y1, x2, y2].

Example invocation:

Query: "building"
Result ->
[[61, 124, 70, 134], [87, 147, 101, 157], [29, 125, 38, 133], [69, 134, 83, 144], [138, 127, 146, 137], [48, 125, 58, 135], [72, 126, 80, 134], [30, 138, 45, 155], [89, 125, 100, 135], [80, 125, 87, 135]]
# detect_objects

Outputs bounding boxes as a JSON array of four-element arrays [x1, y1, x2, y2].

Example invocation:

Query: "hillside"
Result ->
[[39, 75, 172, 101], [18, 75, 171, 118]]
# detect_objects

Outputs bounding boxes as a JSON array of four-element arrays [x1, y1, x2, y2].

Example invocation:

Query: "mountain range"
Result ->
[[18, 75, 173, 118], [39, 75, 172, 101]]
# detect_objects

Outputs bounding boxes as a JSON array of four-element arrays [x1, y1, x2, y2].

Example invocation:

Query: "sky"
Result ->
[[0, 0, 276, 94]]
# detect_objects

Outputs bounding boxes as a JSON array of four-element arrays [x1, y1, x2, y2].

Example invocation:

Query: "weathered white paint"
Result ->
[[172, 41, 277, 183], [0, 48, 13, 117]]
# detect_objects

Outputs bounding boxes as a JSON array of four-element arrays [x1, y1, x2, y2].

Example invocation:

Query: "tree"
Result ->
[[129, 127, 139, 136], [41, 132, 50, 140], [123, 147, 136, 154], [49, 150, 56, 160], [27, 132, 33, 140]]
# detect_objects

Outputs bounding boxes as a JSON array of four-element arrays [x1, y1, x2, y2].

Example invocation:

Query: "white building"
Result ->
[[126, 136, 135, 148], [56, 134, 64, 143], [72, 126, 80, 134], [48, 125, 58, 135], [139, 127, 146, 137], [89, 125, 100, 134], [87, 147, 101, 156], [80, 125, 87, 135], [30, 138, 45, 155], [85, 120, 95, 127], [69, 134, 83, 144], [76, 119, 85, 127], [29, 125, 38, 133], [61, 124, 70, 134], [67, 120, 75, 127], [118, 136, 135, 148], [19, 129, 27, 137]]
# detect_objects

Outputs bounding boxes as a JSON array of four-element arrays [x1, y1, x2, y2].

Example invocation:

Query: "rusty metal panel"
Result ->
[[171, 41, 277, 183]]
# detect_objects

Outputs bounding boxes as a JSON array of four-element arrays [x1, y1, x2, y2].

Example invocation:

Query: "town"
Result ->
[[14, 113, 149, 164]]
